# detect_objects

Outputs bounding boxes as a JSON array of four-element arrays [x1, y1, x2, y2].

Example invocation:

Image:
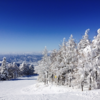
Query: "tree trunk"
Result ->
[[81, 81, 84, 91], [96, 71, 97, 81], [89, 77, 91, 90], [51, 74, 53, 84], [47, 71, 48, 84], [69, 78, 71, 87], [13, 73, 15, 79]]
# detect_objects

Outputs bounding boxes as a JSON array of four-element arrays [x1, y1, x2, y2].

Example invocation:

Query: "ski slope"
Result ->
[[0, 75, 100, 100]]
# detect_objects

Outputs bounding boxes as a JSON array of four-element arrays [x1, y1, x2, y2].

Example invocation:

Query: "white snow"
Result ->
[[0, 75, 100, 100]]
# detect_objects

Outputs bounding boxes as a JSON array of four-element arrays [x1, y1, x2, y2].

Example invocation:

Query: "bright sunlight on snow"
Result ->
[[0, 75, 100, 100]]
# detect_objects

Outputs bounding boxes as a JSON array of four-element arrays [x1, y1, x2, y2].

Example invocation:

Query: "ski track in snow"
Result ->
[[0, 76, 100, 100]]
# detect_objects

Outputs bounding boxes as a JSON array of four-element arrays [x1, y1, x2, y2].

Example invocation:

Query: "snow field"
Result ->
[[22, 81, 100, 98], [0, 74, 100, 100]]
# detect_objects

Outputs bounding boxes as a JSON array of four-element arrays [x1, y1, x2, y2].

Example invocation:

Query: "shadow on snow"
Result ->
[[9, 74, 38, 81]]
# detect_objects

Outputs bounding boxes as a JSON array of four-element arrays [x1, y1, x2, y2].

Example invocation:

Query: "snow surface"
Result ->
[[0, 76, 100, 100]]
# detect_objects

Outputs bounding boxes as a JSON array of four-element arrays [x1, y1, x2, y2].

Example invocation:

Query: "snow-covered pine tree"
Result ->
[[19, 62, 29, 76], [35, 28, 100, 91], [29, 64, 34, 75], [48, 49, 58, 84], [77, 29, 92, 90], [90, 28, 100, 89], [0, 57, 9, 80], [78, 29, 91, 50], [13, 62, 19, 78], [8, 62, 19, 79], [65, 35, 77, 87], [8, 63, 14, 79], [35, 46, 50, 84]]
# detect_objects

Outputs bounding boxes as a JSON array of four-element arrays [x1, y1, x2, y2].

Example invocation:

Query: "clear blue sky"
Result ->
[[0, 0, 100, 54]]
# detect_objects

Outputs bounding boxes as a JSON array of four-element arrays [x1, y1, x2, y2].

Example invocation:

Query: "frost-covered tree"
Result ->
[[90, 29, 100, 88], [8, 62, 19, 79], [66, 35, 77, 72], [78, 29, 91, 50], [29, 64, 34, 75], [0, 57, 35, 80], [35, 28, 100, 91], [35, 46, 50, 84], [13, 62, 19, 78], [19, 62, 29, 76], [61, 35, 78, 87], [0, 57, 9, 80], [8, 63, 14, 78]]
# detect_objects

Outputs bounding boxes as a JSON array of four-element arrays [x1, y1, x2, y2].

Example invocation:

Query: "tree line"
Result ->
[[35, 28, 100, 91], [0, 57, 34, 80]]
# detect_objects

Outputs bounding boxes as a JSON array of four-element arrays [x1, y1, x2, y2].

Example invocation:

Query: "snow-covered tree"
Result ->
[[78, 29, 91, 50], [13, 62, 19, 78], [8, 63, 14, 78], [35, 28, 100, 91], [19, 62, 29, 76], [7, 62, 19, 79], [35, 46, 50, 84], [29, 64, 34, 75], [0, 57, 9, 80]]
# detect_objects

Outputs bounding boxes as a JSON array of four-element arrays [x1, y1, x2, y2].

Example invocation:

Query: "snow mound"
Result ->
[[22, 82, 75, 94], [22, 82, 100, 98]]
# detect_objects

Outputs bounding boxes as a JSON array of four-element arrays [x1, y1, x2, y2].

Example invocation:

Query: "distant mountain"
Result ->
[[0, 54, 43, 66]]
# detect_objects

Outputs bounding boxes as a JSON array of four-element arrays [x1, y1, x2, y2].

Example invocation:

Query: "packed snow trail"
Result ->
[[0, 76, 100, 100]]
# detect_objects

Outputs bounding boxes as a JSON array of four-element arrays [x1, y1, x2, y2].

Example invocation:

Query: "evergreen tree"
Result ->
[[19, 62, 29, 76], [13, 62, 19, 78], [35, 46, 50, 84], [0, 57, 9, 80], [78, 29, 91, 50], [35, 28, 100, 91]]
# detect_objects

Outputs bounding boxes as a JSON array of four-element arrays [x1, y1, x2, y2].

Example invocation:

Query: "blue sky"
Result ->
[[0, 0, 100, 54]]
